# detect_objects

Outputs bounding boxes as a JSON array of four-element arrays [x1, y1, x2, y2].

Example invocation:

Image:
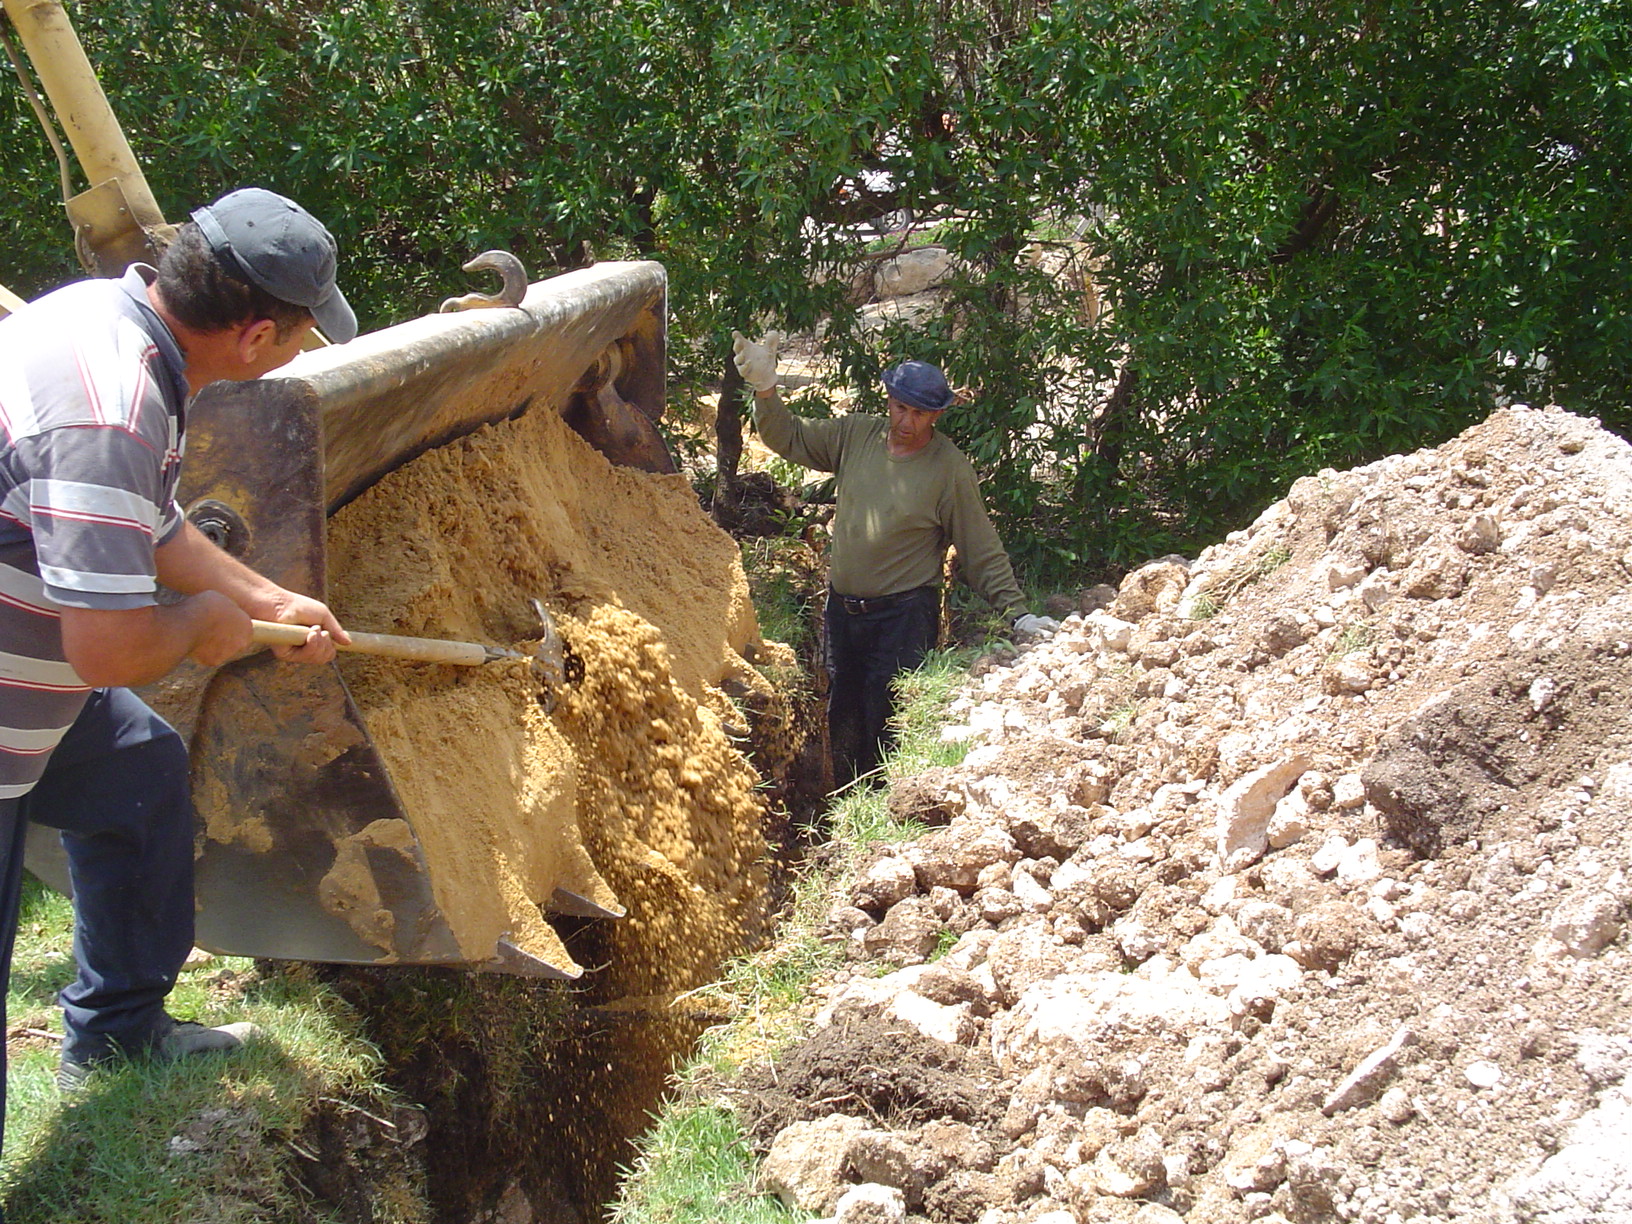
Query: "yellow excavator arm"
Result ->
[[1, 0, 172, 297]]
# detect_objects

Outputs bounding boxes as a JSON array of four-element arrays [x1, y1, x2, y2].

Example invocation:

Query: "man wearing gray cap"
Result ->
[[732, 331, 1058, 786], [0, 187, 354, 1127]]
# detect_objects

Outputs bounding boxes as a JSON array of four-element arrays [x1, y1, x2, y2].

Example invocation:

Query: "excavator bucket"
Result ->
[[71, 260, 674, 979], [8, 2, 776, 984]]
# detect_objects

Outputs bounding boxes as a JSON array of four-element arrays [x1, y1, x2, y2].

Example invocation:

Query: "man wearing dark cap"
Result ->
[[732, 331, 1058, 785], [0, 187, 354, 1128]]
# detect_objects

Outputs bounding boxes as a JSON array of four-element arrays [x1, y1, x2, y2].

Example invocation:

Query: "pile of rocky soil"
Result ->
[[731, 405, 1632, 1224]]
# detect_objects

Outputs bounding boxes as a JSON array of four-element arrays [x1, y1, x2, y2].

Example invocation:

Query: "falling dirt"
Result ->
[[322, 399, 776, 981]]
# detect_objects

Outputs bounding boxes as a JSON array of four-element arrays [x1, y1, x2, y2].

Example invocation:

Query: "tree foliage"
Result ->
[[2, 0, 1626, 583]]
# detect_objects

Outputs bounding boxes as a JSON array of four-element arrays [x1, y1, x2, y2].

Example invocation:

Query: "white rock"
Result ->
[[1012, 869, 1053, 913], [1547, 889, 1624, 957], [1331, 653, 1375, 692], [1202, 875, 1238, 914], [1215, 756, 1311, 873], [1332, 773, 1367, 809], [1120, 837, 1160, 862], [1311, 834, 1349, 876], [1336, 837, 1383, 885], [833, 1182, 906, 1224], [1399, 911, 1435, 942], [940, 928, 998, 971], [1575, 1030, 1632, 1088], [1364, 896, 1397, 926], [1458, 512, 1501, 553], [874, 247, 951, 298], [1226, 954, 1303, 1017], [992, 966, 1231, 1073], [1086, 612, 1137, 652], [1357, 571, 1396, 612], [1113, 916, 1165, 964], [814, 977, 896, 1028], [1464, 1060, 1502, 1089], [1321, 1024, 1413, 1115], [1049, 858, 1094, 892], [763, 1115, 870, 1213], [1267, 787, 1311, 849], [1327, 559, 1368, 590], [1224, 1141, 1289, 1194], [1198, 952, 1256, 996], [885, 991, 977, 1045], [854, 856, 919, 910], [1505, 1083, 1632, 1222]]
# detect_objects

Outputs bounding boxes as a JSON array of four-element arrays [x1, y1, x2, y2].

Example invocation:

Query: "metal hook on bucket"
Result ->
[[439, 249, 528, 312]]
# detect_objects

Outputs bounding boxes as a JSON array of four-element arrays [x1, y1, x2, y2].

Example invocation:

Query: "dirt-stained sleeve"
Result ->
[[943, 455, 1025, 619], [752, 390, 847, 473]]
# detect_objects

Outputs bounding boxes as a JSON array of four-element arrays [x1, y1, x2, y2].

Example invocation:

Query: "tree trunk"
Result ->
[[1091, 363, 1140, 484], [712, 357, 746, 527]]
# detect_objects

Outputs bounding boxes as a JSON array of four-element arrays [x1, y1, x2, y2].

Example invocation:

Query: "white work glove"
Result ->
[[731, 329, 781, 394], [1012, 613, 1061, 639]]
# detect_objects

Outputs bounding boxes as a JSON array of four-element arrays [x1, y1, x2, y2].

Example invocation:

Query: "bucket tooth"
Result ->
[[485, 937, 582, 980], [546, 826, 624, 919], [549, 887, 626, 920]]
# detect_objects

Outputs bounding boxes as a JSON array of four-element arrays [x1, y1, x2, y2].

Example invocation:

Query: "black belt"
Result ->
[[829, 586, 936, 615]]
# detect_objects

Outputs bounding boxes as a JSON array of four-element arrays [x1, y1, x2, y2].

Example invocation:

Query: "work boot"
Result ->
[[57, 1016, 263, 1093]]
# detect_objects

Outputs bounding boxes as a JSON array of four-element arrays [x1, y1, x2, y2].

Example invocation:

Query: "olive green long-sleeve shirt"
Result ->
[[755, 392, 1025, 619]]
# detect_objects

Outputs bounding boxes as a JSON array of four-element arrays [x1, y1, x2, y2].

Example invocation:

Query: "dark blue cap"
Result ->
[[191, 188, 357, 344], [882, 360, 954, 412]]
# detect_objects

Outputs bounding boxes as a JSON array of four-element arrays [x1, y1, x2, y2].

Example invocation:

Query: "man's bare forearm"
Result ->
[[59, 593, 252, 688], [155, 521, 283, 613], [152, 521, 347, 665]]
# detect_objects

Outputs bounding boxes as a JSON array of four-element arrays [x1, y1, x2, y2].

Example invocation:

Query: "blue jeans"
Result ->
[[0, 689, 194, 1150]]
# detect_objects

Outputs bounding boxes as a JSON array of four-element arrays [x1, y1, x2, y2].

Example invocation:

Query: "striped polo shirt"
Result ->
[[0, 266, 189, 798]]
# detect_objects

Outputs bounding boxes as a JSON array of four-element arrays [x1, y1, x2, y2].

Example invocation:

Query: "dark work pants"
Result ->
[[823, 586, 940, 785], [0, 689, 194, 1152]]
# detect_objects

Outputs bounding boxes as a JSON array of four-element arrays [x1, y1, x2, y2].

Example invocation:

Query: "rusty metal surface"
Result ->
[[285, 260, 669, 510], [129, 261, 671, 973]]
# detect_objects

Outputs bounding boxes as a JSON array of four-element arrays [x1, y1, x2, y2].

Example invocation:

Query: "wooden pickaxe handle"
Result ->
[[250, 620, 524, 667]]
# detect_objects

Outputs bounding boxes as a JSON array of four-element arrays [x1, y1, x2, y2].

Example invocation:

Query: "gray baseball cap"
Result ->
[[191, 187, 357, 344]]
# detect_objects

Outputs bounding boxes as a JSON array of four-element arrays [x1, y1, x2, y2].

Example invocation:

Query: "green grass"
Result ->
[[1187, 592, 1221, 621], [1101, 698, 1143, 743], [611, 1103, 796, 1224], [1196, 541, 1295, 612], [611, 646, 979, 1224], [885, 649, 976, 778], [2, 875, 422, 1224], [1328, 621, 1375, 659], [860, 219, 955, 255]]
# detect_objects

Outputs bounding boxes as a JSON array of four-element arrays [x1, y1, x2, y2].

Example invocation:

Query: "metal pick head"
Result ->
[[529, 599, 567, 689]]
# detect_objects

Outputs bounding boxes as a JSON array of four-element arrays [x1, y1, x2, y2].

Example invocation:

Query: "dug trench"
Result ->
[[268, 399, 823, 1222]]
